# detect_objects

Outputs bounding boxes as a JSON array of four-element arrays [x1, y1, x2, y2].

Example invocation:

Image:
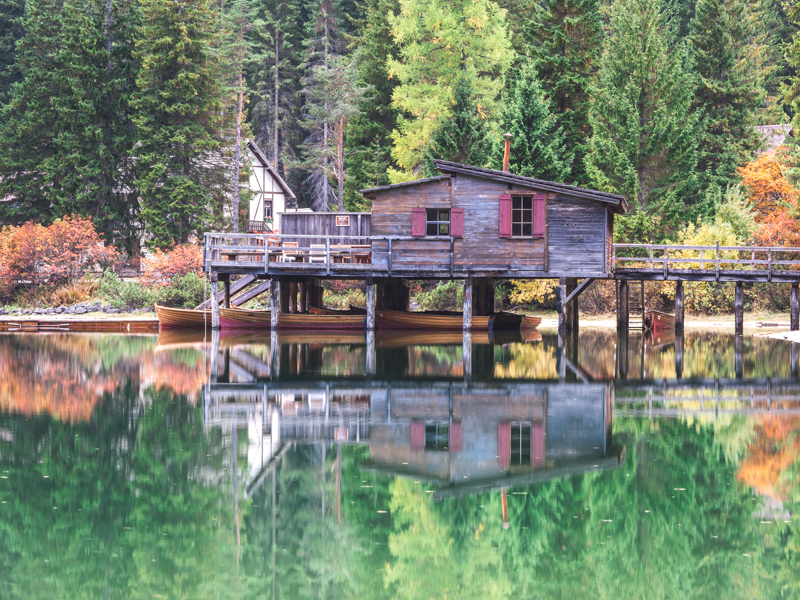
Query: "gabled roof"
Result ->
[[434, 160, 628, 213], [247, 140, 296, 199], [359, 175, 450, 196]]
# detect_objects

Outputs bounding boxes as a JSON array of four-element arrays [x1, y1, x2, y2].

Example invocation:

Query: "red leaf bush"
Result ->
[[140, 244, 204, 286]]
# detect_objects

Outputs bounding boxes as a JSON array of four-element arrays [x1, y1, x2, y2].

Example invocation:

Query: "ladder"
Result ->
[[628, 280, 645, 330]]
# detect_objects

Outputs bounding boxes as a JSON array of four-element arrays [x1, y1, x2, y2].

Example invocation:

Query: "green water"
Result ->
[[0, 330, 798, 599]]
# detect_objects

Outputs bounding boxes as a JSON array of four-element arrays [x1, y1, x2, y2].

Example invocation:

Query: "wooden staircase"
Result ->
[[628, 280, 645, 330]]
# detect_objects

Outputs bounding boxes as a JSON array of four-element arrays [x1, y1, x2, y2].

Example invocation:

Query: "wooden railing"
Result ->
[[613, 243, 800, 280]]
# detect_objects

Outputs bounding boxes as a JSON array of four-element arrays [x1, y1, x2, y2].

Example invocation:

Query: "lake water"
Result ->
[[1, 328, 799, 598]]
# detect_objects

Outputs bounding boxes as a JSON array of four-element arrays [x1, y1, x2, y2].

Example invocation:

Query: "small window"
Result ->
[[510, 421, 531, 465], [264, 199, 273, 220], [512, 196, 533, 237], [425, 421, 449, 451], [426, 209, 450, 237]]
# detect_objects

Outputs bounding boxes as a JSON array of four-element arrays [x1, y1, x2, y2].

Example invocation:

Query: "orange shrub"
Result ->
[[739, 150, 800, 246], [140, 244, 204, 286], [0, 215, 117, 300]]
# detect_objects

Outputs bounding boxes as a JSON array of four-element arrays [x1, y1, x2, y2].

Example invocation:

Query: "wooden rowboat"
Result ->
[[220, 307, 271, 329], [375, 308, 493, 331], [308, 305, 366, 315], [220, 307, 365, 330], [155, 305, 212, 329], [644, 310, 675, 335]]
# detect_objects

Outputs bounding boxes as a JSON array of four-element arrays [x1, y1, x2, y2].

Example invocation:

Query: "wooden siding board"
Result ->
[[546, 195, 607, 274]]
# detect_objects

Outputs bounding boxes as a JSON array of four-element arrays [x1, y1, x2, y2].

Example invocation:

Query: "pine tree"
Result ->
[[133, 0, 230, 249], [423, 76, 493, 176], [248, 0, 303, 171], [387, 0, 513, 176], [689, 0, 761, 198], [758, 0, 796, 123], [0, 0, 140, 251], [0, 0, 25, 109], [527, 0, 602, 186], [495, 60, 569, 182], [341, 0, 400, 208], [218, 0, 255, 232], [586, 0, 701, 242], [782, 1, 800, 128]]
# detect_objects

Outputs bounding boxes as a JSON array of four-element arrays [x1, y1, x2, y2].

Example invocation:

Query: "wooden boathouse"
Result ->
[[205, 157, 800, 334]]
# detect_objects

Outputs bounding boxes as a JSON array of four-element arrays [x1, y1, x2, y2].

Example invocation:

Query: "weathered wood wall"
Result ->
[[279, 212, 371, 244], [370, 180, 451, 236], [546, 196, 608, 276]]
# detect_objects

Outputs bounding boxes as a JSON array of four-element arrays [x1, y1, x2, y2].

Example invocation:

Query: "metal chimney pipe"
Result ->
[[502, 132, 513, 172]]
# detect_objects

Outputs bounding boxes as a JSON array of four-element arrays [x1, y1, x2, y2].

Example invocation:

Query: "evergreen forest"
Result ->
[[1, 0, 800, 250]]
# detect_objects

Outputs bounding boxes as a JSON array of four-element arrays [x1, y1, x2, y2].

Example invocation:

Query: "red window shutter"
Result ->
[[498, 194, 512, 237], [450, 208, 464, 238], [449, 422, 463, 452], [411, 421, 425, 452], [498, 422, 511, 467], [533, 193, 546, 237], [411, 207, 426, 237], [532, 423, 545, 467]]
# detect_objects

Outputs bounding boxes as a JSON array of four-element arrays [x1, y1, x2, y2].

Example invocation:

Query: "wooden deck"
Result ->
[[0, 319, 158, 333]]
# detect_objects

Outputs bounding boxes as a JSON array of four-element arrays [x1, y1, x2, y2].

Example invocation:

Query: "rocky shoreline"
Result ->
[[0, 301, 154, 317]]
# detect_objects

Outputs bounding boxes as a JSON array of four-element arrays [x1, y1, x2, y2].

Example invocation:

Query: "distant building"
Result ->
[[755, 124, 793, 155], [245, 140, 296, 233]]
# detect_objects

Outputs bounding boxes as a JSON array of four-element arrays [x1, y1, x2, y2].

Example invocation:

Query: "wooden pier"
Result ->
[[0, 318, 158, 333]]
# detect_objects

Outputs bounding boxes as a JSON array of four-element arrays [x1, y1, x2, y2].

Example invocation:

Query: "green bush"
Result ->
[[98, 271, 162, 310], [415, 280, 463, 311], [160, 273, 210, 309]]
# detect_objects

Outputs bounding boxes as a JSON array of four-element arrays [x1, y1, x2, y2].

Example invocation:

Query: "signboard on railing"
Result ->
[[335, 216, 350, 227]]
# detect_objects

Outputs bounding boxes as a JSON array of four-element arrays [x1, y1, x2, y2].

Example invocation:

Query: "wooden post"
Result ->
[[734, 282, 744, 336], [674, 280, 684, 335], [280, 280, 290, 314], [289, 282, 297, 314], [270, 278, 280, 330], [366, 328, 376, 376], [366, 277, 376, 330], [565, 277, 578, 333], [463, 329, 472, 382], [269, 329, 280, 378], [792, 343, 799, 379], [463, 279, 473, 330], [298, 282, 307, 313], [211, 274, 220, 330], [617, 280, 629, 331], [792, 282, 799, 332], [617, 327, 629, 379], [209, 328, 220, 383], [222, 276, 231, 309]]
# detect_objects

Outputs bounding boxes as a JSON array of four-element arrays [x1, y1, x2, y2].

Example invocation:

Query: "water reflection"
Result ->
[[1, 330, 800, 598]]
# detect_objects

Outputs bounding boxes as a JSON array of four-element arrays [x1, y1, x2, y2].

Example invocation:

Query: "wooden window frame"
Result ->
[[505, 191, 545, 240], [510, 421, 532, 465], [425, 208, 451, 238], [424, 421, 450, 451]]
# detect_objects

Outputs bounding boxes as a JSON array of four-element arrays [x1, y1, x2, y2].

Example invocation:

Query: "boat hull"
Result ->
[[220, 307, 272, 329], [644, 310, 676, 335], [493, 312, 542, 331], [375, 308, 492, 331], [220, 307, 366, 330], [155, 305, 212, 329]]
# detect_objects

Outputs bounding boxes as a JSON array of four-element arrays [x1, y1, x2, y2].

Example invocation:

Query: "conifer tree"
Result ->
[[0, 0, 140, 250], [586, 0, 701, 242], [527, 0, 602, 186], [495, 60, 569, 182], [423, 77, 493, 176], [0, 0, 25, 109], [387, 0, 513, 176], [689, 0, 761, 198], [133, 0, 230, 249], [248, 0, 303, 171], [783, 1, 800, 129]]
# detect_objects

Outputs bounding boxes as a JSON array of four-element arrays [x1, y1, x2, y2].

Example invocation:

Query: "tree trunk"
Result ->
[[337, 115, 344, 211], [232, 66, 243, 233], [273, 33, 280, 166]]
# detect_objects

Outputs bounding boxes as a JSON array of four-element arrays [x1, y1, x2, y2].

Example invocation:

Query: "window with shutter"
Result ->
[[533, 193, 546, 238], [450, 208, 464, 237], [498, 422, 511, 467], [499, 194, 512, 237]]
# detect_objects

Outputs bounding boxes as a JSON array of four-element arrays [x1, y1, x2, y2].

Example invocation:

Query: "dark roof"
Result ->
[[434, 160, 628, 212], [359, 175, 451, 196], [247, 140, 296, 199]]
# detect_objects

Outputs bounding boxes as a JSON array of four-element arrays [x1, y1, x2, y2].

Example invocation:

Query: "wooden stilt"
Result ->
[[674, 331, 684, 379], [735, 334, 743, 378], [675, 280, 684, 334], [366, 277, 376, 330], [222, 276, 231, 309], [565, 277, 578, 333], [792, 343, 799, 379], [211, 274, 220, 330], [557, 280, 567, 344], [735, 282, 744, 336], [270, 279, 280, 330], [617, 327, 629, 379], [280, 280, 290, 314], [463, 279, 473, 330], [289, 282, 297, 314], [617, 280, 629, 331], [463, 329, 472, 381], [298, 282, 307, 313], [792, 282, 799, 332], [366, 328, 376, 375]]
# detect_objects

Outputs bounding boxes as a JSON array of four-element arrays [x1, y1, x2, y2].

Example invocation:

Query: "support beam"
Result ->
[[792, 282, 799, 332], [376, 278, 409, 311], [735, 335, 743, 379], [674, 331, 684, 379], [463, 329, 472, 382], [557, 283, 567, 345], [366, 278, 376, 330], [270, 279, 280, 330], [289, 282, 297, 314], [617, 280, 629, 331], [564, 277, 578, 333], [472, 278, 495, 316], [211, 275, 220, 330], [616, 328, 629, 379], [792, 343, 799, 379], [463, 279, 473, 330], [366, 329, 376, 376], [562, 277, 596, 306], [222, 276, 231, 309], [674, 280, 684, 335], [280, 280, 290, 314], [734, 282, 744, 336]]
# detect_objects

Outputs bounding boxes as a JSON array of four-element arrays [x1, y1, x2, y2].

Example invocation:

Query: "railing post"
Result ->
[[450, 238, 454, 276], [663, 246, 668, 279], [649, 246, 653, 269], [715, 241, 720, 281], [325, 237, 331, 276], [388, 238, 393, 276]]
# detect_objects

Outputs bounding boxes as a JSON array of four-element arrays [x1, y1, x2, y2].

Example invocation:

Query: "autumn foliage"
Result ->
[[140, 244, 204, 286], [0, 215, 118, 300], [739, 150, 800, 246], [737, 415, 800, 500]]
